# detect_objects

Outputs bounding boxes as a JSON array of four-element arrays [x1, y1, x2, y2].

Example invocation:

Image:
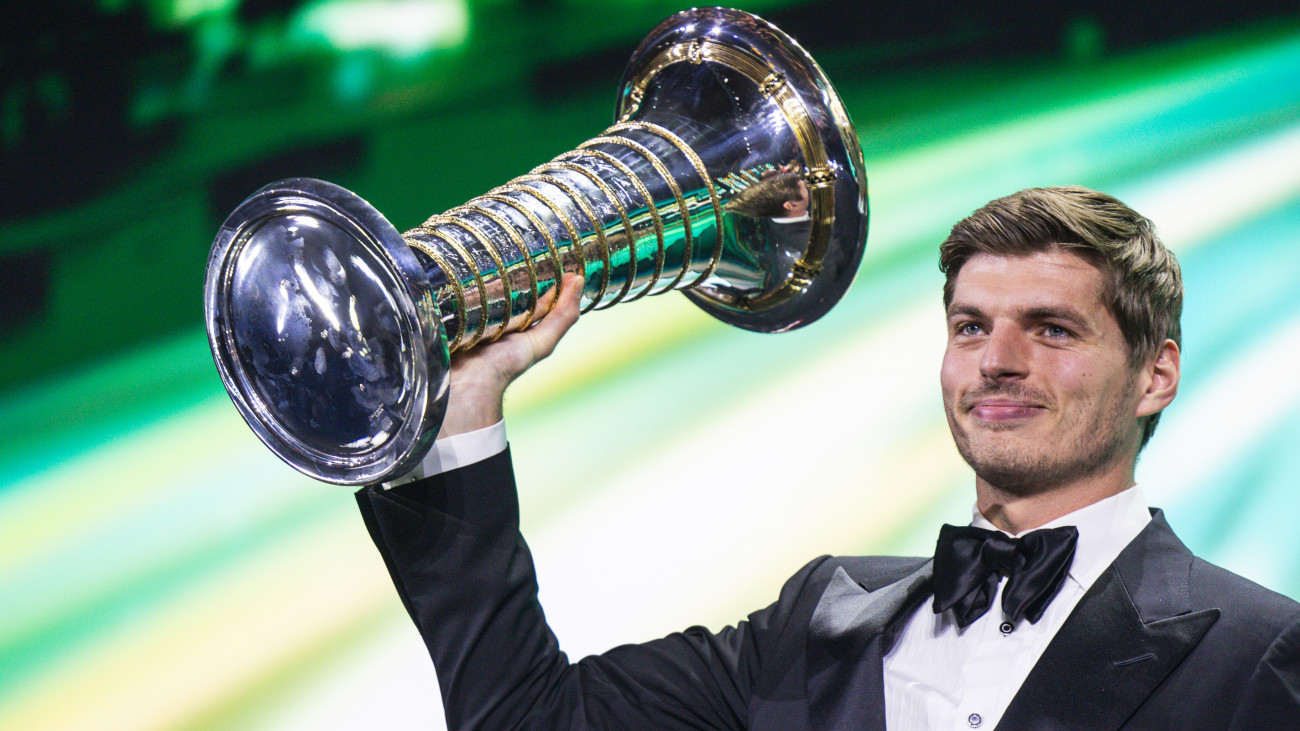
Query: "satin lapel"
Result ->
[[806, 562, 933, 731], [996, 512, 1220, 731]]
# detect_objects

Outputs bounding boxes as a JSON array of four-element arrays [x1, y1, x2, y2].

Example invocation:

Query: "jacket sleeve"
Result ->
[[1228, 614, 1300, 730], [355, 447, 813, 730]]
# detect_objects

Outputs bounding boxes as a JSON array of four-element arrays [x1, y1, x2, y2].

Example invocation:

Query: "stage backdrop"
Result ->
[[2, 2, 1299, 729]]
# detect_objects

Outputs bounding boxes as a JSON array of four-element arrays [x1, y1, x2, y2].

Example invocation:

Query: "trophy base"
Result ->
[[205, 178, 449, 485]]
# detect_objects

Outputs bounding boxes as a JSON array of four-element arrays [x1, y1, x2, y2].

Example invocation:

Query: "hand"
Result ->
[[436, 273, 584, 438]]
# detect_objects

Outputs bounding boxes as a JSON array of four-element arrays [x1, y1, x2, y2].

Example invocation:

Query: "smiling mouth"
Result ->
[[968, 401, 1045, 422]]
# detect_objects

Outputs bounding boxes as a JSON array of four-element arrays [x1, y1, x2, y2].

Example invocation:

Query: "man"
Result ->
[[725, 171, 810, 219], [724, 170, 813, 291], [357, 186, 1300, 729]]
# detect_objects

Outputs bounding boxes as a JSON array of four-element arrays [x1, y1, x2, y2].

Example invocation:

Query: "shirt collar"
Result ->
[[770, 213, 810, 223], [970, 486, 1152, 591]]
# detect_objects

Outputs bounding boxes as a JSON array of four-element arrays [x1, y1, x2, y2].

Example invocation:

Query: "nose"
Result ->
[[979, 326, 1029, 380]]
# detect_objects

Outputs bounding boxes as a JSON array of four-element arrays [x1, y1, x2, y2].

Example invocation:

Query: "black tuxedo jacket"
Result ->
[[357, 449, 1300, 730]]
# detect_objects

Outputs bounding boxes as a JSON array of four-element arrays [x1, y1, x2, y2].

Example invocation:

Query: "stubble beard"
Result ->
[[945, 378, 1136, 497]]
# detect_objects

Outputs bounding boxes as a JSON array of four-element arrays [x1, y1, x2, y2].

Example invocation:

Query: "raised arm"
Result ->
[[355, 275, 799, 729]]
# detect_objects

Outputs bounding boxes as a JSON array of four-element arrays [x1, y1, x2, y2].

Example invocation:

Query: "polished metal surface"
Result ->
[[205, 7, 868, 485], [205, 180, 448, 484], [616, 8, 868, 331]]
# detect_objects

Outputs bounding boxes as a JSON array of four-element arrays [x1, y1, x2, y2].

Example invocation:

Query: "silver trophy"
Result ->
[[204, 7, 868, 485]]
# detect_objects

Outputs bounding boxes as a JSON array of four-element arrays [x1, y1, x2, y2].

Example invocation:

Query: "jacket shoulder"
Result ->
[[1188, 556, 1300, 625]]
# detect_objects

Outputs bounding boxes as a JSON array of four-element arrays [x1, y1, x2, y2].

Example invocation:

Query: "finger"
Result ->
[[523, 274, 583, 359], [447, 273, 582, 380], [532, 272, 580, 323], [531, 273, 563, 323]]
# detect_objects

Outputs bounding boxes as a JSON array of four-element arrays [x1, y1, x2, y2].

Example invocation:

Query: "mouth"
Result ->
[[968, 400, 1045, 423]]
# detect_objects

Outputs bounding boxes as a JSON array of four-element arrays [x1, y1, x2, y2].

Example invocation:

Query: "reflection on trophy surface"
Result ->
[[203, 7, 869, 485], [721, 169, 815, 291]]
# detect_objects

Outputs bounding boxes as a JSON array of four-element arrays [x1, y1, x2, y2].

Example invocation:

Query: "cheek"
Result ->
[[939, 350, 963, 399], [1059, 365, 1094, 394], [1051, 355, 1120, 403]]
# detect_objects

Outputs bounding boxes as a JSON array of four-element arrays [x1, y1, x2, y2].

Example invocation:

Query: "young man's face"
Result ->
[[939, 250, 1151, 494]]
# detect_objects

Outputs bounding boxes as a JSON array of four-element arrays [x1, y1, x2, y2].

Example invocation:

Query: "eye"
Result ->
[[1043, 324, 1072, 339], [953, 321, 984, 337]]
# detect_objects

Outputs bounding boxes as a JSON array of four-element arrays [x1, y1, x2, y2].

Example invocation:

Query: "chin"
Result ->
[[954, 428, 1067, 491], [971, 461, 1050, 496]]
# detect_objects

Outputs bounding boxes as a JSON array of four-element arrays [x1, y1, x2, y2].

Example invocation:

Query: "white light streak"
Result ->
[[1125, 122, 1300, 252], [293, 262, 342, 332], [296, 0, 469, 57]]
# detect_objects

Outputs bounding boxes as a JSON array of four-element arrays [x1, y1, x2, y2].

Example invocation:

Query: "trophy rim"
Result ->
[[617, 6, 869, 333], [204, 178, 449, 485]]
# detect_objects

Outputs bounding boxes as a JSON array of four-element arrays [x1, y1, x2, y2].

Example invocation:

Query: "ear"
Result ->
[[1135, 339, 1180, 418], [783, 198, 799, 214]]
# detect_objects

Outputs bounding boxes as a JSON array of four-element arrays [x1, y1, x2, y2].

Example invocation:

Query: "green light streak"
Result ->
[[5, 16, 1300, 731]]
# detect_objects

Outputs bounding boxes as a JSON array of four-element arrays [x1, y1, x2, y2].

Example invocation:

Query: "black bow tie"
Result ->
[[931, 524, 1079, 629]]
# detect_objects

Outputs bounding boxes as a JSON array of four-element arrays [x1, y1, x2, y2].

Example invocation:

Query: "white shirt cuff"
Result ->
[[381, 420, 507, 489]]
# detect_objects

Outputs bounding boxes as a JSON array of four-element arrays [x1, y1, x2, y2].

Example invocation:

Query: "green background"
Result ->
[[3, 1, 1299, 728]]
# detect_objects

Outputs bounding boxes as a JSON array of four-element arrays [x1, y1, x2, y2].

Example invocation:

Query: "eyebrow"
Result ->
[[1022, 306, 1093, 330], [946, 304, 1095, 331], [946, 304, 985, 320]]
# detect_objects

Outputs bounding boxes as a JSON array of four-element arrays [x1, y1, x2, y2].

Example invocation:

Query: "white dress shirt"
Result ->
[[770, 213, 811, 224], [391, 424, 1152, 729], [380, 421, 507, 489], [883, 486, 1152, 730]]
